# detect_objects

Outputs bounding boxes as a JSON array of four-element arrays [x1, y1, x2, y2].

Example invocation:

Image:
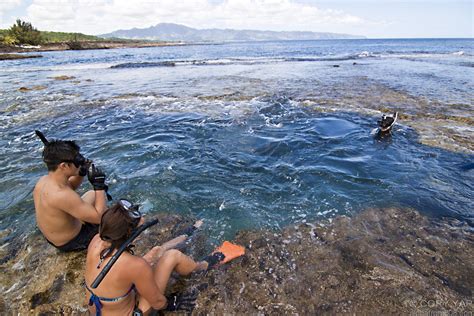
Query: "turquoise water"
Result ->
[[0, 39, 473, 245]]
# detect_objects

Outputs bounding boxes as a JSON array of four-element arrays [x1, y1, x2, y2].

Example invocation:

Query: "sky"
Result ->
[[0, 0, 472, 38]]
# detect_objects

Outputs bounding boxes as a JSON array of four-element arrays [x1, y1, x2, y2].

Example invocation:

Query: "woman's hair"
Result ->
[[42, 139, 80, 171], [99, 203, 139, 250]]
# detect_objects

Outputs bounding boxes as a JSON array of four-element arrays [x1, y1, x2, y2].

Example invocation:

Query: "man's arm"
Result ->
[[68, 163, 90, 190], [52, 188, 107, 224], [68, 175, 84, 190]]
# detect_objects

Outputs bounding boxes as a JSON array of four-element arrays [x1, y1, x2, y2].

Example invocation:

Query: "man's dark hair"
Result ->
[[42, 139, 80, 171]]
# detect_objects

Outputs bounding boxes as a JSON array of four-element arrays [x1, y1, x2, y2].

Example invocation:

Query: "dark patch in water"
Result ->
[[460, 162, 474, 171], [111, 61, 176, 68], [30, 274, 64, 309], [313, 117, 360, 138], [459, 62, 474, 67]]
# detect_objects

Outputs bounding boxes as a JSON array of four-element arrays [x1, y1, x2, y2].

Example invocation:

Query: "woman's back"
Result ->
[[84, 235, 138, 315]]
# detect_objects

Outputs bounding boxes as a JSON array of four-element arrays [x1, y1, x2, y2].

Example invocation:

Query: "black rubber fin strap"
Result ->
[[203, 252, 225, 270]]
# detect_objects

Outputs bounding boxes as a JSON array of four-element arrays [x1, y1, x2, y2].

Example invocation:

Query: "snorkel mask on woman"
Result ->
[[118, 199, 141, 227]]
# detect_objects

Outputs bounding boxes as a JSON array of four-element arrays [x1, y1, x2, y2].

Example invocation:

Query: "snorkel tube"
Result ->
[[35, 130, 49, 145], [91, 218, 160, 289]]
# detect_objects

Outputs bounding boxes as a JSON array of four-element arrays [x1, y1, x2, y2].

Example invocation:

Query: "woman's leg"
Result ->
[[142, 236, 187, 265], [142, 219, 204, 264], [138, 249, 206, 313], [152, 249, 207, 293]]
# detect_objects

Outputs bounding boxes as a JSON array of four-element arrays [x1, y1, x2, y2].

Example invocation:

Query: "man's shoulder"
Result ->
[[34, 175, 48, 189], [37, 178, 79, 207]]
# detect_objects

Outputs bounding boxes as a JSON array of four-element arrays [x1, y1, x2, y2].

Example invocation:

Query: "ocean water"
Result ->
[[0, 39, 473, 245]]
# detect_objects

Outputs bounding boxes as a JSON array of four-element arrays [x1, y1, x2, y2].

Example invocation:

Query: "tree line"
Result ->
[[1, 20, 42, 45], [0, 19, 102, 46]]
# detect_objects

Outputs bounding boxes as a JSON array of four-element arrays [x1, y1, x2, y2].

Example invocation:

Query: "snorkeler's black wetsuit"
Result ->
[[46, 222, 99, 252]]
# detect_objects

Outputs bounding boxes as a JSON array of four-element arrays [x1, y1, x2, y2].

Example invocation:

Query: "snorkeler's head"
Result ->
[[99, 200, 141, 249], [42, 139, 83, 171], [35, 130, 84, 171]]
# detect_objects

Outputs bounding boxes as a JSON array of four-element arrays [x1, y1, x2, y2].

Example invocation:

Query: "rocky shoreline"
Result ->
[[0, 40, 184, 55], [0, 53, 43, 60], [1, 208, 472, 314]]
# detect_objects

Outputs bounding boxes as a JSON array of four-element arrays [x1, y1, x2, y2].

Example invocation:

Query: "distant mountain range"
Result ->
[[100, 23, 365, 42]]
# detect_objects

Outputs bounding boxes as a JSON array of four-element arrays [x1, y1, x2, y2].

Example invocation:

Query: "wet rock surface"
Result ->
[[0, 53, 42, 60], [1, 208, 473, 314], [190, 208, 474, 314]]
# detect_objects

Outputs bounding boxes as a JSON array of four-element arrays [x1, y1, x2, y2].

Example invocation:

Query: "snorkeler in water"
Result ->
[[33, 130, 111, 252], [377, 112, 398, 136]]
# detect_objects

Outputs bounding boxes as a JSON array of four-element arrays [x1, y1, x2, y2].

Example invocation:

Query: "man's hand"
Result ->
[[87, 164, 107, 191]]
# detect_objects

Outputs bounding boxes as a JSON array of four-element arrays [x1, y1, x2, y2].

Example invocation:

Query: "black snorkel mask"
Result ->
[[63, 153, 88, 168], [35, 130, 90, 168]]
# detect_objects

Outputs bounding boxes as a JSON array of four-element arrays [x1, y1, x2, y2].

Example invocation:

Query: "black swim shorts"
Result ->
[[46, 222, 99, 252]]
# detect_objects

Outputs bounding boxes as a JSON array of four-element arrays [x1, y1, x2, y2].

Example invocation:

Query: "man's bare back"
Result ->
[[34, 175, 89, 246], [32, 131, 108, 251]]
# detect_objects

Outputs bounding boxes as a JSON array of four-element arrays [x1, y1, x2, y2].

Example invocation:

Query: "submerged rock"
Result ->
[[18, 85, 47, 92], [0, 208, 472, 314], [49, 75, 76, 81]]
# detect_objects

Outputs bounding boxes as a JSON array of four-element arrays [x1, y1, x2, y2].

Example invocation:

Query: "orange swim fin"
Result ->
[[213, 241, 245, 264]]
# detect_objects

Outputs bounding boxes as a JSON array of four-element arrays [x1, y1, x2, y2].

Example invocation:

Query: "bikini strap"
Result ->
[[88, 292, 103, 316], [85, 282, 135, 316]]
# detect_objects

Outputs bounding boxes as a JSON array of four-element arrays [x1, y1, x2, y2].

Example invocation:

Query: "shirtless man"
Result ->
[[33, 131, 109, 252]]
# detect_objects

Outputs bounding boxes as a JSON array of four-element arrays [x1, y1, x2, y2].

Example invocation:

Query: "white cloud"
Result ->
[[23, 0, 369, 35], [0, 0, 22, 15]]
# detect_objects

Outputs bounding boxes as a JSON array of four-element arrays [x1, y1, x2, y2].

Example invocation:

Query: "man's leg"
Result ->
[[82, 190, 107, 205], [81, 190, 96, 205]]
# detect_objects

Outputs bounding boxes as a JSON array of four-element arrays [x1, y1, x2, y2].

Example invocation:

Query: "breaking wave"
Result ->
[[109, 49, 472, 69]]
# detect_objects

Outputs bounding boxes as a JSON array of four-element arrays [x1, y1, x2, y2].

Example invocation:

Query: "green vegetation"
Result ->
[[40, 31, 102, 43], [3, 19, 42, 45], [0, 19, 103, 46]]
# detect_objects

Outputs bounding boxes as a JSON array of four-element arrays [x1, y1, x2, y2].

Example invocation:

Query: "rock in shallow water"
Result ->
[[193, 207, 473, 314]]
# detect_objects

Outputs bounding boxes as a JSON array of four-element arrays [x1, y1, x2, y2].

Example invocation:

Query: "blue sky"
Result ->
[[0, 0, 472, 38]]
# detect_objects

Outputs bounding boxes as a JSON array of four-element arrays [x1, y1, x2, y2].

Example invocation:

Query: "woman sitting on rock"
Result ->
[[84, 200, 215, 315]]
